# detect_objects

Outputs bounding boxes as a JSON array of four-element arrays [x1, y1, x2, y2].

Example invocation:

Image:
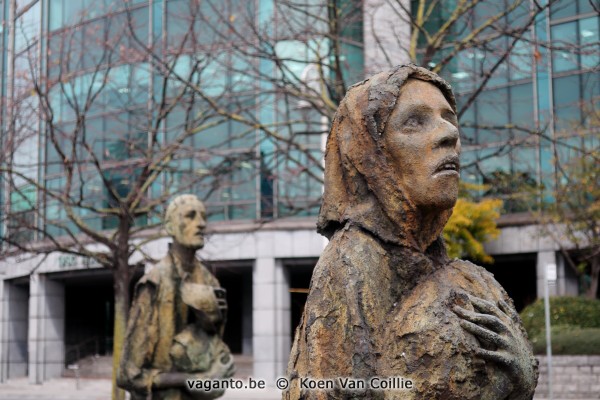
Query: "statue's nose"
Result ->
[[434, 119, 460, 149]]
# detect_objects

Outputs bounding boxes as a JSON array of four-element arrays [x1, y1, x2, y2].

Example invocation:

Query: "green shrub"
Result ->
[[529, 326, 600, 355], [519, 296, 600, 338]]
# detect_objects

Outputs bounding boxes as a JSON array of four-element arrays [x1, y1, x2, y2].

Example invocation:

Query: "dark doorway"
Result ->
[[482, 253, 537, 312], [62, 270, 114, 363], [288, 263, 316, 338], [213, 264, 253, 355], [5, 279, 29, 378], [53, 266, 144, 367]]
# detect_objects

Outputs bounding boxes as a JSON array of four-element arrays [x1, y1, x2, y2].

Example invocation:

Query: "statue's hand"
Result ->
[[185, 352, 235, 400], [453, 295, 537, 400], [213, 287, 228, 320], [207, 350, 235, 380], [182, 284, 227, 331]]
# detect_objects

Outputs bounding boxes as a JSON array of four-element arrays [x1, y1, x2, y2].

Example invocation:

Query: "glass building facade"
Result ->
[[0, 0, 364, 242], [422, 0, 599, 212], [0, 0, 593, 387], [0, 0, 596, 241]]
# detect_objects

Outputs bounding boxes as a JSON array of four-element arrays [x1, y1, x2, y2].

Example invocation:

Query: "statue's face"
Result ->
[[383, 79, 461, 211], [170, 199, 207, 249]]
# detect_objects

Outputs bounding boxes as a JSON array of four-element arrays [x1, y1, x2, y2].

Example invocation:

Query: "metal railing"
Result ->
[[64, 336, 101, 367]]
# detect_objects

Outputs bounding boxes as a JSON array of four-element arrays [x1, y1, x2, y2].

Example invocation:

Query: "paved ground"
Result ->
[[0, 377, 281, 400], [0, 377, 111, 400], [1, 377, 597, 400]]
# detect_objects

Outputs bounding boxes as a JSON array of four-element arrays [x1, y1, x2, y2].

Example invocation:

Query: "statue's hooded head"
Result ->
[[317, 64, 460, 255]]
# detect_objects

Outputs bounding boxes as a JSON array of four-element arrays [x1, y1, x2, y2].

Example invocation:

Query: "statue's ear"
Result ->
[[165, 220, 175, 237]]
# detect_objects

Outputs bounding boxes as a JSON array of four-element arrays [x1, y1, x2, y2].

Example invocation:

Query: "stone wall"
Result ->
[[535, 355, 600, 399]]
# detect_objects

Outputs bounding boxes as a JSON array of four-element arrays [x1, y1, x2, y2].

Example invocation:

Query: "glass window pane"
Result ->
[[228, 204, 255, 220], [129, 6, 149, 46], [166, 0, 189, 41], [459, 149, 482, 185], [551, 0, 577, 20], [229, 120, 255, 149], [105, 65, 132, 110], [206, 205, 225, 222], [231, 54, 255, 93], [580, 17, 599, 69], [510, 83, 534, 131], [13, 118, 39, 185], [507, 0, 530, 26], [63, 1, 84, 26], [81, 20, 107, 70], [49, 0, 63, 31], [456, 94, 476, 145], [480, 148, 510, 174], [10, 185, 36, 213], [581, 72, 599, 126], [512, 146, 538, 175], [451, 49, 477, 93], [194, 119, 228, 150], [578, 0, 596, 14], [476, 88, 509, 144], [480, 37, 509, 87], [15, 2, 41, 52], [552, 22, 578, 73], [581, 72, 599, 101], [201, 56, 227, 97], [509, 33, 533, 81], [473, 1, 505, 36], [553, 74, 581, 131]]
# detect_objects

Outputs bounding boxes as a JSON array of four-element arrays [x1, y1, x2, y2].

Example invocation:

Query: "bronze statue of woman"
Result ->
[[285, 65, 538, 400]]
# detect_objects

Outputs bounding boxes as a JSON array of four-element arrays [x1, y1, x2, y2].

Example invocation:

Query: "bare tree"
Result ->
[[136, 0, 598, 278], [537, 102, 600, 298], [132, 0, 559, 263], [1, 4, 261, 398], [0, 0, 596, 397]]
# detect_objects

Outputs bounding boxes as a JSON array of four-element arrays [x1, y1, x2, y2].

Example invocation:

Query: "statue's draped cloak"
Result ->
[[118, 255, 221, 400], [285, 65, 536, 400]]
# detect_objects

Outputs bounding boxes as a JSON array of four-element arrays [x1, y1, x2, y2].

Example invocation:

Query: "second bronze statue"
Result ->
[[118, 194, 234, 400]]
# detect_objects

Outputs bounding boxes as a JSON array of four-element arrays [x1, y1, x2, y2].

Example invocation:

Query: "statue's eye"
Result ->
[[405, 115, 423, 128], [185, 210, 196, 219], [444, 111, 458, 127]]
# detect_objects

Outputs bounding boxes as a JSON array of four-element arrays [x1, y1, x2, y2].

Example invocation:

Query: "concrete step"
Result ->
[[232, 354, 253, 378], [63, 355, 112, 379], [62, 354, 253, 379]]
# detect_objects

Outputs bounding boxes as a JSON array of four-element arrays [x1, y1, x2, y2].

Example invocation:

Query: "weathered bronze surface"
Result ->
[[118, 194, 233, 400], [285, 65, 538, 400]]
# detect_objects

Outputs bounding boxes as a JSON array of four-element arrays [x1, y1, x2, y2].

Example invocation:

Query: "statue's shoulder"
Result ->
[[441, 258, 509, 301], [314, 225, 387, 282], [137, 256, 173, 287], [195, 259, 220, 287], [326, 224, 387, 257], [447, 258, 497, 280]]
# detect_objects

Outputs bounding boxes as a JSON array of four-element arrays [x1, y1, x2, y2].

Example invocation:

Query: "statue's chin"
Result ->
[[417, 196, 458, 214], [179, 241, 204, 250], [402, 175, 459, 215], [439, 197, 458, 211]]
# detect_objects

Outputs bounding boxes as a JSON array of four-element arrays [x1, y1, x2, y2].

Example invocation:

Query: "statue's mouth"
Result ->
[[433, 155, 460, 176]]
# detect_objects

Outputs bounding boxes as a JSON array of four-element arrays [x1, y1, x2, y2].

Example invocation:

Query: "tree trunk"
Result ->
[[112, 261, 131, 400], [586, 256, 599, 299]]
